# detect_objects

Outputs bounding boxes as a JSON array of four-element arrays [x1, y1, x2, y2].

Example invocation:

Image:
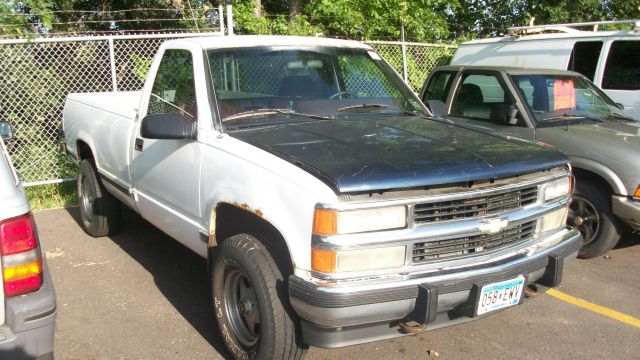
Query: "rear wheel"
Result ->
[[77, 159, 121, 237], [569, 178, 621, 258], [212, 233, 305, 359]]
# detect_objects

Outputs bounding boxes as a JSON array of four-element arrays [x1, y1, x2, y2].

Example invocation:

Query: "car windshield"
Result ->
[[207, 47, 428, 129], [511, 74, 627, 124]]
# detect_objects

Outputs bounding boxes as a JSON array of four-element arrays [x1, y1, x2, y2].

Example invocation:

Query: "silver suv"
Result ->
[[0, 120, 56, 359]]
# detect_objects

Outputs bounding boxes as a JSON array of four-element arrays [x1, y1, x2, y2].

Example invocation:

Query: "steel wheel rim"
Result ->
[[79, 174, 94, 227], [224, 268, 260, 347], [569, 196, 600, 246]]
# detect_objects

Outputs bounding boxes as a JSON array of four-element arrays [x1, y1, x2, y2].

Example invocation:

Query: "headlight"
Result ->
[[312, 246, 406, 273], [312, 206, 407, 235], [543, 177, 571, 202], [536, 207, 568, 234]]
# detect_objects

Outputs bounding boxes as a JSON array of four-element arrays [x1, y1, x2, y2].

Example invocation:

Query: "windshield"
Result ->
[[207, 47, 428, 129], [511, 74, 626, 124]]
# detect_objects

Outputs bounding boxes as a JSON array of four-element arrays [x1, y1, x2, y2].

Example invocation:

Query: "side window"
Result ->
[[422, 71, 454, 103], [602, 40, 640, 90], [147, 49, 197, 121], [451, 73, 517, 125], [567, 41, 603, 81]]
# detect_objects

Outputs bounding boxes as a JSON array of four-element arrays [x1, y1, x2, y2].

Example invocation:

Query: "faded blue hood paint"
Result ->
[[229, 116, 568, 193]]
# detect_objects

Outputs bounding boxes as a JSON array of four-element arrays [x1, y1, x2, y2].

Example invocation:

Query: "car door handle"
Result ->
[[135, 138, 144, 151]]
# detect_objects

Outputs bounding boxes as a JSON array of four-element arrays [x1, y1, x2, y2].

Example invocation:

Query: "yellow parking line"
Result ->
[[546, 288, 640, 329]]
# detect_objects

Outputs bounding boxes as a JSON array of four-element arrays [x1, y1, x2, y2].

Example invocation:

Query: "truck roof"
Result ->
[[168, 35, 373, 51], [434, 64, 584, 76]]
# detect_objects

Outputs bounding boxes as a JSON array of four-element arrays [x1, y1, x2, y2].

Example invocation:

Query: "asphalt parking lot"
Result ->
[[36, 207, 640, 359]]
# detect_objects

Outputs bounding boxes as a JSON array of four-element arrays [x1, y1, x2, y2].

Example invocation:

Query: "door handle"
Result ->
[[135, 138, 144, 151]]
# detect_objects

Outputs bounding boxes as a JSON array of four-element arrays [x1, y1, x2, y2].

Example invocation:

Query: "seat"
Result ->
[[278, 75, 331, 98], [452, 83, 489, 118]]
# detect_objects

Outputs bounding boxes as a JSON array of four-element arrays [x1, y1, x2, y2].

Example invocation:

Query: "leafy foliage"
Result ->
[[2, 0, 639, 41], [0, 0, 53, 37]]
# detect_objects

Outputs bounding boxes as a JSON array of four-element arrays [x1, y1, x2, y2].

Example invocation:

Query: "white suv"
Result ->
[[451, 20, 640, 120], [0, 120, 56, 359]]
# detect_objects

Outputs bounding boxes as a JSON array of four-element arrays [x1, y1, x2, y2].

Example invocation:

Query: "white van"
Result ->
[[451, 20, 640, 120]]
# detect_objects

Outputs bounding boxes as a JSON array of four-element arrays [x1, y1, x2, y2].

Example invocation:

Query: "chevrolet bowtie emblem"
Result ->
[[479, 218, 509, 234]]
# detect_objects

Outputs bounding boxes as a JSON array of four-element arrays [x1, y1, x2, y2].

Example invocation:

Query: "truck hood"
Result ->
[[229, 115, 567, 193], [542, 118, 640, 146]]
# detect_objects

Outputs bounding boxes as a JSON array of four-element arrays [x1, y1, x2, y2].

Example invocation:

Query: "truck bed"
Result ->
[[66, 91, 142, 119]]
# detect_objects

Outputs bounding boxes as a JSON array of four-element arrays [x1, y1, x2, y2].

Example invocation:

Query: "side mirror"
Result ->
[[0, 121, 14, 140], [426, 100, 446, 118], [141, 113, 197, 140]]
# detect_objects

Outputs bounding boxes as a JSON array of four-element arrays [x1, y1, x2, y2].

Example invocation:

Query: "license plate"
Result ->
[[477, 275, 525, 316]]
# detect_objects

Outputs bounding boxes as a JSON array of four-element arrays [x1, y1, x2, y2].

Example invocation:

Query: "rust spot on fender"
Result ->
[[231, 202, 264, 218]]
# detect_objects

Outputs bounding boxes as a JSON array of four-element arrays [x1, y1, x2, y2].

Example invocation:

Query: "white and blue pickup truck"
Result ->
[[63, 36, 582, 359]]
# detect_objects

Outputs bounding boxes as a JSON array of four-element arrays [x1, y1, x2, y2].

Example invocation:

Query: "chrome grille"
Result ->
[[412, 221, 536, 264], [413, 186, 538, 224]]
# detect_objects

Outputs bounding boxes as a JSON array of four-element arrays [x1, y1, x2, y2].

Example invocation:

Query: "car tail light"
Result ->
[[0, 213, 43, 297]]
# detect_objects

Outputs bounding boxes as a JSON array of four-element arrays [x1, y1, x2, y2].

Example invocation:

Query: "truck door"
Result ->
[[130, 48, 207, 254]]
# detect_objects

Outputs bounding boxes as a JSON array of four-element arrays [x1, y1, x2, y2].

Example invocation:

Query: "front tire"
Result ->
[[212, 234, 305, 359], [77, 159, 121, 237], [569, 178, 621, 259]]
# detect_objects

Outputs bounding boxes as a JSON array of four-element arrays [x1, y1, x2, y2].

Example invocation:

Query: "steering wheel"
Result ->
[[328, 91, 358, 100]]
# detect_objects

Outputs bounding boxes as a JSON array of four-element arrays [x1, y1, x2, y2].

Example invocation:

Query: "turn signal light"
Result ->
[[311, 248, 337, 273], [3, 260, 43, 297], [312, 209, 338, 236], [634, 185, 640, 198]]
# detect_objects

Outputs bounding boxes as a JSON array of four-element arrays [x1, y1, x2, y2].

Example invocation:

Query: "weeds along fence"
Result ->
[[0, 34, 456, 186]]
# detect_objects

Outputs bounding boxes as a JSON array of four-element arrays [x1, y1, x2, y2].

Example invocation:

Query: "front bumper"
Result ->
[[612, 195, 640, 230], [0, 259, 56, 359], [289, 227, 582, 348]]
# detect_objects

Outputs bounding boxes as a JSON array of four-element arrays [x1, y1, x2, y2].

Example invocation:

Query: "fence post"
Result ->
[[108, 37, 118, 92], [219, 5, 225, 34], [226, 4, 234, 35]]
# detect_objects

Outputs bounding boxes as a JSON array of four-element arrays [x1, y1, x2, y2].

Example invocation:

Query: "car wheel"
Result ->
[[569, 178, 621, 259], [77, 159, 121, 237], [212, 233, 305, 359]]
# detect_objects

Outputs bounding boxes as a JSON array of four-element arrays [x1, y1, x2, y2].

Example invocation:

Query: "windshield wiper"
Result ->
[[337, 103, 390, 112], [542, 113, 586, 121], [223, 108, 333, 122]]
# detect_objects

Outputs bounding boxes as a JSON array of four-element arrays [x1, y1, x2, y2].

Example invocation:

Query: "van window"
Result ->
[[567, 41, 602, 81], [602, 41, 640, 90]]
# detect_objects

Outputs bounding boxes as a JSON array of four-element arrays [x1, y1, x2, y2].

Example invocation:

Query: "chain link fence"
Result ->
[[0, 33, 456, 186]]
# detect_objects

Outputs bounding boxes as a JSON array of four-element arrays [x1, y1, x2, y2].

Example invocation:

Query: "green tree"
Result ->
[[306, 0, 452, 41], [0, 0, 53, 37]]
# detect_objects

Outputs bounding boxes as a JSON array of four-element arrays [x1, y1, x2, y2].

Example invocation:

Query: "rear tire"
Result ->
[[77, 159, 121, 237], [569, 178, 621, 259], [212, 233, 305, 359]]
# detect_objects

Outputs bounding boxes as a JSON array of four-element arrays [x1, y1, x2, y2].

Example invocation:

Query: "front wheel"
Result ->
[[212, 234, 305, 359], [569, 178, 621, 259], [77, 159, 121, 237]]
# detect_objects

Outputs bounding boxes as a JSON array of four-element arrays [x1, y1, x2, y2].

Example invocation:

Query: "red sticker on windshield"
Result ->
[[553, 79, 576, 111]]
